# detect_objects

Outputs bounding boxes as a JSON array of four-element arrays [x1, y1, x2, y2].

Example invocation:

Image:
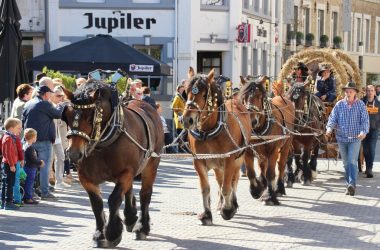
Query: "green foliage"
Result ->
[[333, 36, 342, 44], [42, 67, 76, 91], [296, 32, 304, 45], [305, 33, 315, 41], [42, 67, 128, 93], [366, 74, 378, 85], [320, 35, 329, 43]]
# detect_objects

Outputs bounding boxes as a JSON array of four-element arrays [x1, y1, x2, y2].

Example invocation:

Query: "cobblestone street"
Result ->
[[1, 155, 379, 250]]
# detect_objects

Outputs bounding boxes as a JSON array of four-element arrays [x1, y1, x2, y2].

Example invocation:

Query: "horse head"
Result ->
[[287, 81, 311, 121], [183, 67, 223, 131], [239, 75, 268, 130], [62, 80, 114, 163]]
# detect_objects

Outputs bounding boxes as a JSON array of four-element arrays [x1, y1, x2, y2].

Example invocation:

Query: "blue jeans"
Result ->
[[33, 141, 53, 196], [13, 162, 21, 203], [362, 129, 379, 171], [24, 167, 37, 200], [338, 141, 361, 187]]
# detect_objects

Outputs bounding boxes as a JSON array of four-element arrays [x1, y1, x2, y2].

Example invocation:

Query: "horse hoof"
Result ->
[[134, 232, 148, 240], [199, 218, 213, 226], [198, 211, 213, 225], [126, 223, 135, 233], [262, 199, 280, 206], [286, 181, 293, 188], [220, 207, 237, 220], [94, 235, 122, 248], [276, 192, 283, 197], [250, 186, 263, 199]]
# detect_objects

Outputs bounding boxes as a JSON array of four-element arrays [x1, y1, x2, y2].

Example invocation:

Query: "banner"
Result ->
[[237, 23, 251, 43]]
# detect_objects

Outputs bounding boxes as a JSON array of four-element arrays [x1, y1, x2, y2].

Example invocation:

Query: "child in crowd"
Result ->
[[23, 128, 44, 205], [1, 118, 22, 210], [13, 132, 25, 207]]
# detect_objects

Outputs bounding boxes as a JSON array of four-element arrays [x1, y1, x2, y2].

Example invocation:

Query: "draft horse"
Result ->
[[182, 68, 251, 225], [62, 80, 164, 247], [286, 82, 327, 186], [239, 76, 295, 205]]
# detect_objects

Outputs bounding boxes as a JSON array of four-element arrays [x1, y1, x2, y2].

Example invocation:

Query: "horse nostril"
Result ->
[[68, 150, 83, 163], [188, 117, 194, 126]]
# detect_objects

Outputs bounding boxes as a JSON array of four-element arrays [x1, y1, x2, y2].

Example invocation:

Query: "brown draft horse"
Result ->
[[182, 68, 251, 225], [286, 82, 327, 186], [239, 76, 295, 205], [62, 80, 164, 247]]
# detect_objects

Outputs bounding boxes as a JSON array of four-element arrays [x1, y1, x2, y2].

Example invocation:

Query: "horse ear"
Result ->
[[61, 87, 74, 102], [188, 67, 195, 79], [207, 68, 215, 84], [240, 76, 247, 86]]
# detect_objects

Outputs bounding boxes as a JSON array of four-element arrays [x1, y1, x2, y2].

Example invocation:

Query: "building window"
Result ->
[[243, 0, 250, 9], [241, 46, 248, 76], [332, 11, 338, 39], [377, 21, 380, 54], [77, 0, 105, 2], [252, 48, 258, 75], [304, 8, 310, 35], [132, 0, 160, 3], [262, 49, 267, 75], [365, 18, 370, 53], [263, 0, 269, 15], [317, 9, 325, 45], [254, 0, 260, 12], [134, 45, 162, 61], [356, 17, 362, 52], [197, 52, 222, 76], [275, 0, 279, 18], [294, 6, 298, 32], [201, 0, 225, 6]]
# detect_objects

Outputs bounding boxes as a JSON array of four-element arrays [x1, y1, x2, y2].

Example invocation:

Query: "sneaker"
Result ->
[[347, 185, 355, 196], [41, 193, 57, 200], [5, 203, 20, 210], [365, 169, 374, 178], [24, 199, 39, 205], [55, 182, 71, 189], [49, 186, 55, 192], [14, 201, 24, 207], [33, 192, 41, 200]]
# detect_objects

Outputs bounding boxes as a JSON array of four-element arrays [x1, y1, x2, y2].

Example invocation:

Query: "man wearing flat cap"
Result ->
[[315, 64, 337, 102], [326, 82, 369, 196], [22, 78, 67, 200]]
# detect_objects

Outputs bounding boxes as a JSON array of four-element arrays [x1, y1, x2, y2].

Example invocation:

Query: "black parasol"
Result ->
[[0, 0, 29, 102]]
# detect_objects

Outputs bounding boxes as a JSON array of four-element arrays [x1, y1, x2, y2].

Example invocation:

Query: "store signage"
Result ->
[[129, 64, 154, 73], [84, 12, 157, 33], [237, 23, 251, 43]]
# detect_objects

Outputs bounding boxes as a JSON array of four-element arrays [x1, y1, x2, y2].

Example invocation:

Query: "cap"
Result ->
[[342, 82, 360, 92], [53, 86, 64, 96], [318, 63, 332, 76]]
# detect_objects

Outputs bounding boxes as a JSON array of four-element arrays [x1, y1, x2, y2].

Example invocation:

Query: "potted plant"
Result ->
[[287, 30, 296, 44], [296, 32, 304, 45], [333, 36, 342, 49], [320, 34, 329, 48], [305, 33, 314, 46]]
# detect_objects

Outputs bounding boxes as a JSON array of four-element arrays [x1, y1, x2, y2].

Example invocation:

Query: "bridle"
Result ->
[[185, 77, 219, 128], [243, 83, 273, 135]]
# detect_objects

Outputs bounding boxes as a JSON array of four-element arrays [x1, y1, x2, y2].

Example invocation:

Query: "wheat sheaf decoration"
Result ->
[[278, 48, 352, 97]]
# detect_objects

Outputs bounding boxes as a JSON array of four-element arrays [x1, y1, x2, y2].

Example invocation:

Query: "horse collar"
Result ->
[[189, 105, 226, 141]]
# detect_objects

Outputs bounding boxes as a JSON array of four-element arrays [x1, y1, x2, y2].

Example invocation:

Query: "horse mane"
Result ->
[[239, 79, 267, 99], [286, 82, 306, 99], [189, 74, 224, 107], [72, 80, 111, 105]]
